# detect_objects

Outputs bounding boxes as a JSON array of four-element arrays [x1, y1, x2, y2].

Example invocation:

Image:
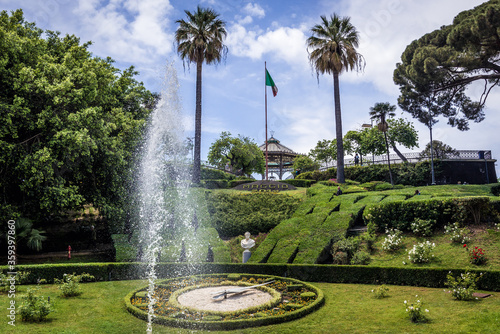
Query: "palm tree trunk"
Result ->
[[192, 61, 203, 184], [390, 142, 408, 162], [384, 131, 393, 185], [333, 71, 345, 183]]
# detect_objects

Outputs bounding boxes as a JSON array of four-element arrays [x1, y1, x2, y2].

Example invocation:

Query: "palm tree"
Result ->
[[307, 14, 364, 183], [369, 102, 396, 185], [175, 6, 227, 184]]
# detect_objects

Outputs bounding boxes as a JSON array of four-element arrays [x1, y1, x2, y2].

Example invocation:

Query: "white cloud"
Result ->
[[226, 24, 309, 67], [74, 0, 173, 65], [236, 15, 253, 25], [243, 3, 265, 18]]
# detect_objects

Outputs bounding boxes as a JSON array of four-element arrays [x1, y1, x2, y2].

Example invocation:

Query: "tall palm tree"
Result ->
[[369, 102, 396, 185], [307, 14, 364, 183], [175, 6, 227, 184]]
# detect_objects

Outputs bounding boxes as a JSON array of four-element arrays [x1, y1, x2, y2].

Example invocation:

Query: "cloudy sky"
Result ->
[[3, 0, 498, 177]]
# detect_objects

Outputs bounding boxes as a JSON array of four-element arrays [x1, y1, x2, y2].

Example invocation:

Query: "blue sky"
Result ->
[[3, 0, 499, 177]]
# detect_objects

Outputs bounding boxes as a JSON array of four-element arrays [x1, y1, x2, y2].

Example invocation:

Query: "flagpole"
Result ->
[[265, 61, 269, 181]]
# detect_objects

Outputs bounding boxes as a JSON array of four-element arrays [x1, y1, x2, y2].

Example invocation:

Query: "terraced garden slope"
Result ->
[[249, 183, 500, 265]]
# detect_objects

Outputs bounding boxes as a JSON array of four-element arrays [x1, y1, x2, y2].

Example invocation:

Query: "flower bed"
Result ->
[[124, 273, 324, 330]]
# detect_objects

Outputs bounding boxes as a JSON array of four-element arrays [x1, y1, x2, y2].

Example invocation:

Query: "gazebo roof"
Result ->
[[259, 136, 298, 156]]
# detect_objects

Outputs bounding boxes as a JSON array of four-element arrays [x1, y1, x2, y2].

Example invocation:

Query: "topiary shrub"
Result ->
[[300, 292, 316, 301]]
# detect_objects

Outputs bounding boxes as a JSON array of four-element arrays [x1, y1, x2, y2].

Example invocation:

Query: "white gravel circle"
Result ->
[[176, 285, 273, 312]]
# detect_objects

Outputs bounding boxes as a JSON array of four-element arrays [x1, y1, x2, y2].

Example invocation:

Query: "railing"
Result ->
[[320, 150, 494, 170]]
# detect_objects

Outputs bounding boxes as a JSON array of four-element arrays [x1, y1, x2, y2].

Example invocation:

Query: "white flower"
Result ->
[[425, 309, 429, 312], [404, 300, 407, 304]]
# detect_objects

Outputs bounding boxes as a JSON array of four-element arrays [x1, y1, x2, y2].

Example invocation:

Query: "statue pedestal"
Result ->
[[242, 249, 251, 263]]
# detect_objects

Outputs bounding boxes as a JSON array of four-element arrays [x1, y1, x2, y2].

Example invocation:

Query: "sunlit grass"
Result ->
[[1, 279, 497, 333]]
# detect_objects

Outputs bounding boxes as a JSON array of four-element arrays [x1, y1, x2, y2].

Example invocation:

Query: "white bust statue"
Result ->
[[240, 232, 255, 249]]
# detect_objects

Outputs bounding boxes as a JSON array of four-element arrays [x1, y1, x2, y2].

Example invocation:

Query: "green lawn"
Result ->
[[1, 279, 497, 333], [368, 228, 500, 270]]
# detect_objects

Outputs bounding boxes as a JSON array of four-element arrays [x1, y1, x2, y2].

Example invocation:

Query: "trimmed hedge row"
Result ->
[[279, 179, 315, 188], [363, 196, 492, 231], [3, 262, 499, 291]]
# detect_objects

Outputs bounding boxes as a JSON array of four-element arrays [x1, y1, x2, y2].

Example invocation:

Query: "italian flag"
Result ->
[[265, 69, 278, 97]]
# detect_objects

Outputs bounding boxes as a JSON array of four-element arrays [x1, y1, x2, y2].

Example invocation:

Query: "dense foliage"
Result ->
[[0, 10, 157, 231], [393, 1, 499, 129], [207, 132, 264, 176], [206, 192, 302, 237]]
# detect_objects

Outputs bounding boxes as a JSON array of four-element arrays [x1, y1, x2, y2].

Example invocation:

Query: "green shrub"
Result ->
[[54, 272, 95, 297], [407, 241, 436, 264], [371, 285, 389, 299], [284, 303, 303, 311], [410, 218, 435, 237], [300, 292, 316, 301], [404, 296, 429, 323], [381, 228, 403, 252], [0, 271, 30, 292], [490, 183, 500, 196], [444, 223, 471, 244], [445, 271, 483, 301], [351, 251, 371, 265], [18, 287, 53, 322]]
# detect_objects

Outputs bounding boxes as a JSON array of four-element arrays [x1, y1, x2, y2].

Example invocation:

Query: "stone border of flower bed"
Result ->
[[124, 273, 325, 331]]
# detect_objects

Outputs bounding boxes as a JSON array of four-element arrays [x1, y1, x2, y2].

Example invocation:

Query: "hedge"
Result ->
[[3, 262, 499, 291], [363, 196, 492, 231], [200, 179, 229, 189], [279, 179, 315, 188], [201, 168, 235, 180], [297, 161, 439, 186]]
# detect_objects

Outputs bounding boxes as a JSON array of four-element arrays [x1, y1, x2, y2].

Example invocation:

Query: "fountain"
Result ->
[[135, 61, 195, 332], [128, 62, 323, 332]]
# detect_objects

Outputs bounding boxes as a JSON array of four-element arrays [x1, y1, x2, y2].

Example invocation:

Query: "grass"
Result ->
[[1, 279, 497, 333], [368, 227, 500, 270]]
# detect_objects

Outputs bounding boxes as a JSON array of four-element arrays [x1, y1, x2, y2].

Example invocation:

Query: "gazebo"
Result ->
[[259, 135, 301, 180]]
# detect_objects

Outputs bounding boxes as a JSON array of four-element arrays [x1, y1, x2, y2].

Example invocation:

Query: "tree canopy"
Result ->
[[393, 1, 497, 129], [207, 132, 264, 177], [0, 10, 157, 229], [420, 140, 459, 159]]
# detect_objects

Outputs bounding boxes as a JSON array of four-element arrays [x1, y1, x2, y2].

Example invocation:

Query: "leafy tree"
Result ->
[[386, 118, 419, 162], [369, 102, 397, 185], [421, 140, 459, 159], [393, 2, 493, 128], [292, 155, 320, 175], [175, 6, 228, 184], [307, 14, 364, 183], [359, 127, 386, 163], [309, 139, 336, 165], [207, 132, 264, 177], [0, 10, 156, 231]]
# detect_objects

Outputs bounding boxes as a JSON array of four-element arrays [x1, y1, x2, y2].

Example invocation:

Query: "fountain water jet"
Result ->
[[136, 62, 195, 332]]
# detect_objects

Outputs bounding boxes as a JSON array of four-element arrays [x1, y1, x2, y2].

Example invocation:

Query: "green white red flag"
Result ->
[[265, 69, 278, 97]]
